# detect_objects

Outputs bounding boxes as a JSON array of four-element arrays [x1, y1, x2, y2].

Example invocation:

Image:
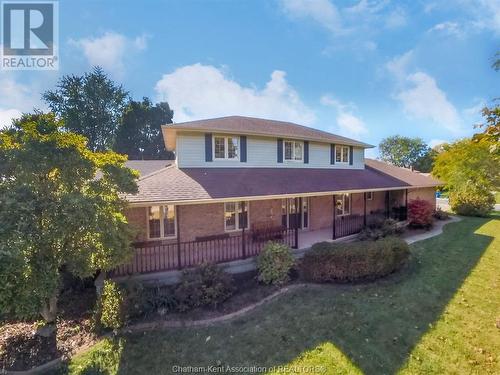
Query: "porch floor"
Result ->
[[297, 228, 336, 249]]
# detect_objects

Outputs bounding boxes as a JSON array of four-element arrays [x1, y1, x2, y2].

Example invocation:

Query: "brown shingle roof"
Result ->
[[126, 161, 439, 204], [125, 160, 173, 178], [365, 159, 442, 187], [162, 116, 373, 151]]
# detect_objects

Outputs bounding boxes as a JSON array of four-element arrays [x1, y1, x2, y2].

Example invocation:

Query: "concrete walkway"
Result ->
[[403, 215, 461, 245]]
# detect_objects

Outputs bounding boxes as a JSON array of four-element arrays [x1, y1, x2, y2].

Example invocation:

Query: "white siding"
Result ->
[[177, 133, 365, 169]]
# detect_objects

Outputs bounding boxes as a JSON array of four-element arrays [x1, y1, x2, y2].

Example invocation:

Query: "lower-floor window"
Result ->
[[224, 201, 249, 231], [148, 205, 176, 239], [281, 197, 309, 229], [335, 193, 351, 216], [366, 191, 373, 200]]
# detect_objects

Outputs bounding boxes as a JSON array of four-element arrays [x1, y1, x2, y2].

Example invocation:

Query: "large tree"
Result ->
[[114, 98, 174, 159], [43, 66, 129, 152], [379, 136, 429, 170], [0, 113, 138, 323]]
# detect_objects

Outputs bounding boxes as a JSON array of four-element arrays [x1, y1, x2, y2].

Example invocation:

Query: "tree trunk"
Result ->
[[40, 294, 58, 323]]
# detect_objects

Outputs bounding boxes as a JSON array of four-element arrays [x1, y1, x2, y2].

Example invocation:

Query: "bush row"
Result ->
[[300, 237, 410, 283]]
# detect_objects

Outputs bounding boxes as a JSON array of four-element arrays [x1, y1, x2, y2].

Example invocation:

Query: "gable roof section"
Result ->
[[162, 116, 373, 151], [125, 160, 173, 178], [126, 160, 440, 205], [365, 159, 442, 187]]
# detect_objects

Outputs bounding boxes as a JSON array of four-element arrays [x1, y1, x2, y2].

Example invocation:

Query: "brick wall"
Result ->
[[125, 207, 148, 241], [249, 199, 282, 229], [408, 187, 436, 209], [178, 203, 225, 242], [309, 195, 333, 230]]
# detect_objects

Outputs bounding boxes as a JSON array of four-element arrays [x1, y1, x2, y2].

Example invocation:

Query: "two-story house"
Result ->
[[115, 116, 440, 277]]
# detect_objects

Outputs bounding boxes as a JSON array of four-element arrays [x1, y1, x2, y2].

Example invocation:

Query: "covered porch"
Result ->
[[113, 189, 409, 277]]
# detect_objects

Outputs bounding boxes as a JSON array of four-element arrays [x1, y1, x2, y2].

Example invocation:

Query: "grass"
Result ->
[[59, 215, 500, 375]]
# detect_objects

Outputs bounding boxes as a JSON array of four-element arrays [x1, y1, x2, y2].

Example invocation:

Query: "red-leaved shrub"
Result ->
[[408, 198, 434, 228]]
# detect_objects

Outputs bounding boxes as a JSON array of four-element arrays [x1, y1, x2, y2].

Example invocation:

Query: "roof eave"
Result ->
[[161, 125, 374, 149]]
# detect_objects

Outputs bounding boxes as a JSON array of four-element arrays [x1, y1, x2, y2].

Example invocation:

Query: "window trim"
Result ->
[[335, 145, 350, 164], [335, 193, 351, 216], [366, 191, 373, 200], [224, 201, 250, 232], [283, 140, 304, 162], [213, 135, 240, 161], [147, 205, 177, 240]]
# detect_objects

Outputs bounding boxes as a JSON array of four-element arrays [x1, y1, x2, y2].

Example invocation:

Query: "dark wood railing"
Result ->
[[112, 227, 295, 277], [333, 214, 365, 238]]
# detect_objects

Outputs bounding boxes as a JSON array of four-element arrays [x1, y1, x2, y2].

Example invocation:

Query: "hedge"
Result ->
[[300, 237, 410, 283]]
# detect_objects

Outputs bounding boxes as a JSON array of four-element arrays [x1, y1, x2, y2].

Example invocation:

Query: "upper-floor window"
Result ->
[[224, 201, 249, 231], [284, 140, 303, 161], [335, 145, 350, 164], [148, 205, 176, 239], [214, 136, 239, 160]]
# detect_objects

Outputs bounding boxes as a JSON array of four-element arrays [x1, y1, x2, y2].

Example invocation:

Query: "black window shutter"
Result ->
[[349, 146, 353, 165], [330, 144, 335, 164], [205, 133, 213, 162], [240, 136, 247, 162], [277, 139, 283, 163], [304, 141, 309, 164]]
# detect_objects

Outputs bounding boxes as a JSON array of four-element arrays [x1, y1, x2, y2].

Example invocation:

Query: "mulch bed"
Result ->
[[130, 270, 294, 324], [0, 288, 98, 372]]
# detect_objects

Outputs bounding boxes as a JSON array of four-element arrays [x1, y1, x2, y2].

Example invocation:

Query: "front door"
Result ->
[[282, 198, 309, 229]]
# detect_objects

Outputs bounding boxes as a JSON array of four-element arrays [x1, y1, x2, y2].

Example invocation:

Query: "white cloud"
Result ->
[[428, 22, 462, 37], [386, 52, 463, 134], [385, 7, 407, 28], [321, 94, 368, 138], [428, 138, 448, 149], [463, 99, 486, 117], [155, 64, 316, 124], [70, 31, 148, 77], [0, 109, 22, 129], [396, 72, 462, 134], [280, 0, 343, 34], [0, 73, 43, 128]]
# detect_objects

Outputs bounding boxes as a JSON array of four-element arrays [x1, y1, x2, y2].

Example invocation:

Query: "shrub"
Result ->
[[300, 237, 410, 283], [449, 187, 494, 217], [256, 242, 295, 285], [97, 280, 125, 330], [408, 199, 434, 228], [358, 218, 403, 241], [433, 207, 450, 220], [121, 282, 177, 318], [174, 263, 234, 312]]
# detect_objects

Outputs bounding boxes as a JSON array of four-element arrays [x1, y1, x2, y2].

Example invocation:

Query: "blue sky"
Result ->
[[1, 0, 499, 156]]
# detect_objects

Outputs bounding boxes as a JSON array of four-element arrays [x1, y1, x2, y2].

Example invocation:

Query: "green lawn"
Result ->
[[61, 215, 500, 375]]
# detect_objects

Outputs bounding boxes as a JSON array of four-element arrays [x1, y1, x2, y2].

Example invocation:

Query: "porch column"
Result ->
[[332, 194, 337, 239], [241, 202, 247, 258], [363, 192, 367, 227], [405, 188, 408, 220], [176, 205, 182, 269], [385, 191, 390, 219], [294, 197, 299, 249]]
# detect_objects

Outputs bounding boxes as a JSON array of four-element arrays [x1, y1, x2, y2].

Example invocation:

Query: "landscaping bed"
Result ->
[[0, 288, 98, 372]]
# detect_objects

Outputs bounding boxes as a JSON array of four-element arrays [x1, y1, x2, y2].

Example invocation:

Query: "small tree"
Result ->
[[408, 199, 434, 228], [0, 113, 138, 323], [449, 184, 495, 217]]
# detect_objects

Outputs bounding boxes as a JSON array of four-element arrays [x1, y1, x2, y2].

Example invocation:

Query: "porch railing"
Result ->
[[111, 227, 295, 277]]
